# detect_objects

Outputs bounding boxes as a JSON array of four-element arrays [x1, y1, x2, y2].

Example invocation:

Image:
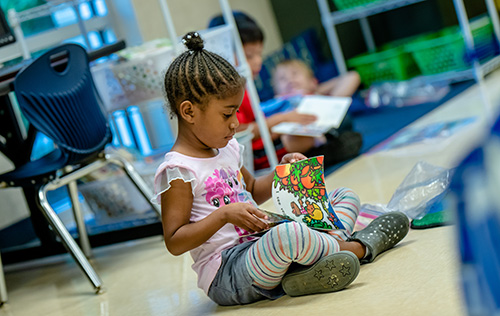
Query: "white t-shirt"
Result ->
[[153, 139, 258, 294]]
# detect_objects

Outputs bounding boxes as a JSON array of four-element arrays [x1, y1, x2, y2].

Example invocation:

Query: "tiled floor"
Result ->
[[3, 69, 500, 315]]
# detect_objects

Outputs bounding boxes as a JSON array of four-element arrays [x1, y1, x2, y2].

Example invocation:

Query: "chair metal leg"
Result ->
[[67, 180, 92, 258], [38, 185, 103, 293], [27, 154, 158, 293], [106, 153, 162, 217], [0, 253, 7, 305]]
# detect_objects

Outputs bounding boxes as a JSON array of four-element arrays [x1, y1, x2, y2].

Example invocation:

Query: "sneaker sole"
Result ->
[[282, 251, 360, 297]]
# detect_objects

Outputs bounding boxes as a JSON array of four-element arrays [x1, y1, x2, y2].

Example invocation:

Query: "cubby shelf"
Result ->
[[317, 0, 500, 84]]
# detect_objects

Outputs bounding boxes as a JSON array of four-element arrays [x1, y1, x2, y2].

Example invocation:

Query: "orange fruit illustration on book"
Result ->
[[301, 165, 310, 176], [301, 174, 315, 189], [276, 164, 291, 179]]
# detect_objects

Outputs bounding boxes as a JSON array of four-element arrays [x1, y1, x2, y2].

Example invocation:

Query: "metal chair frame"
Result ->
[[0, 43, 161, 299], [33, 151, 161, 293]]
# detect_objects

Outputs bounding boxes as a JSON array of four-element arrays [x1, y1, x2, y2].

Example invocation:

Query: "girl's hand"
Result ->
[[283, 110, 317, 125], [219, 203, 269, 233], [280, 152, 307, 164]]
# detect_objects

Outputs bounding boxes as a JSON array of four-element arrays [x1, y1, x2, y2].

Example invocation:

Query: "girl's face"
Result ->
[[193, 89, 244, 149]]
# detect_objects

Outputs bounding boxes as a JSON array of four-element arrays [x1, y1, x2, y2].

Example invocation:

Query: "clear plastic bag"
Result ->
[[362, 161, 454, 219], [366, 80, 450, 108]]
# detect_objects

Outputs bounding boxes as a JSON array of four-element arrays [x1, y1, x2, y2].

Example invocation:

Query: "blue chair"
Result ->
[[0, 43, 161, 295]]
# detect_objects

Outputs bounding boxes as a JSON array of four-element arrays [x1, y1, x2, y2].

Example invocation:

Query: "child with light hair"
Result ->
[[272, 59, 360, 98]]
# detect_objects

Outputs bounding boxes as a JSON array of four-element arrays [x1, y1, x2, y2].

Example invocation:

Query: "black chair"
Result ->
[[0, 43, 161, 295], [0, 254, 6, 305]]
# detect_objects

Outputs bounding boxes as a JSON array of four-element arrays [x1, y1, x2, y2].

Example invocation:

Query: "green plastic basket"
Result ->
[[332, 0, 385, 11], [405, 15, 495, 75], [405, 33, 469, 75], [382, 32, 439, 51], [347, 47, 420, 86]]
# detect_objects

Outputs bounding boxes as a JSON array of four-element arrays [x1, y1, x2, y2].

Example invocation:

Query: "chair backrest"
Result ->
[[13, 43, 111, 164]]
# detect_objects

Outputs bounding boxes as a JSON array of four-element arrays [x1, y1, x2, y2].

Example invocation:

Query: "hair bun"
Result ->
[[182, 32, 204, 51]]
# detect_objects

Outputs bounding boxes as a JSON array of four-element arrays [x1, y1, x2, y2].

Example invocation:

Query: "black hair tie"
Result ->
[[182, 31, 204, 51]]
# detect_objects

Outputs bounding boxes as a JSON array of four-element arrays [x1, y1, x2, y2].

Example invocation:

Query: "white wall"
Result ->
[[106, 0, 144, 47], [130, 0, 282, 55]]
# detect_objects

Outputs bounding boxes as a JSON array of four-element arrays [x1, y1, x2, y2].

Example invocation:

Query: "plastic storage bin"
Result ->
[[405, 15, 497, 75], [78, 173, 159, 234], [92, 25, 237, 109], [91, 60, 130, 112], [111, 39, 177, 106], [110, 25, 236, 106], [199, 24, 236, 66], [347, 46, 420, 86]]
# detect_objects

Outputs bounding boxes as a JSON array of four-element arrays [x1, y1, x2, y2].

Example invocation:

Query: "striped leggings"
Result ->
[[246, 187, 360, 290]]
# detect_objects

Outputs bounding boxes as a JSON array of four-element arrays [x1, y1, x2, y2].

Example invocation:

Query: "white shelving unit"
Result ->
[[2, 0, 120, 64], [157, 0, 278, 169], [317, 0, 500, 84]]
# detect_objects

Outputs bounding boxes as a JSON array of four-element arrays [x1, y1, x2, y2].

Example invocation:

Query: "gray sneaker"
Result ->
[[282, 251, 360, 297], [349, 211, 409, 263]]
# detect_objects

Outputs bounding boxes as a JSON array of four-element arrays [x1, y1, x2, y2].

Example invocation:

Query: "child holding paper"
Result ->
[[154, 31, 410, 305], [272, 58, 360, 98], [270, 58, 363, 166]]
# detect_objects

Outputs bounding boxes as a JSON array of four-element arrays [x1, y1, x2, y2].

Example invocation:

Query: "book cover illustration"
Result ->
[[271, 156, 345, 231]]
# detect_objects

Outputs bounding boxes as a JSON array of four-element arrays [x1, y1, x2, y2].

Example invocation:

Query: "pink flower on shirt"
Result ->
[[204, 168, 255, 240]]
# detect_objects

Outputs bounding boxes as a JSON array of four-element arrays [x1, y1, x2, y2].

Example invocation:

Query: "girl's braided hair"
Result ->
[[164, 31, 246, 117]]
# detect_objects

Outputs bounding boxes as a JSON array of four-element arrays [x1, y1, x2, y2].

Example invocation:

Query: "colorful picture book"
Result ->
[[271, 95, 352, 137], [268, 156, 345, 231]]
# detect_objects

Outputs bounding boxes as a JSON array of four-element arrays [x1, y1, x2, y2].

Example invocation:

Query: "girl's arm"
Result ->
[[243, 152, 307, 205], [241, 166, 274, 205], [161, 179, 269, 256]]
